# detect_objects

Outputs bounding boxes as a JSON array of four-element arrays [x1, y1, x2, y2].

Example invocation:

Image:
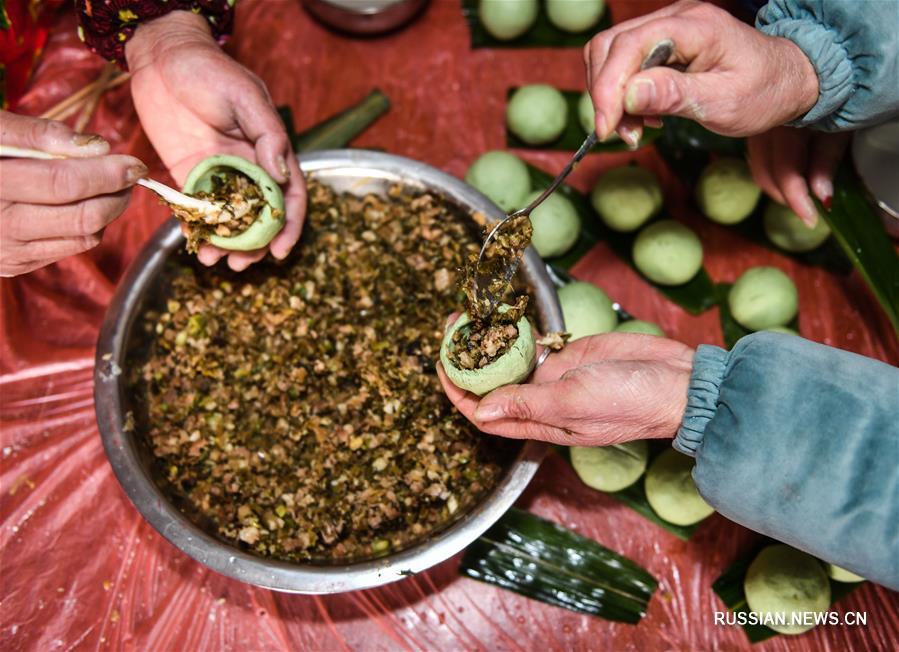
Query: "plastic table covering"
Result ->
[[2, 2, 898, 650]]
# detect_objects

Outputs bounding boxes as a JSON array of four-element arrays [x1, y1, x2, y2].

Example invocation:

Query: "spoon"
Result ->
[[473, 39, 676, 318]]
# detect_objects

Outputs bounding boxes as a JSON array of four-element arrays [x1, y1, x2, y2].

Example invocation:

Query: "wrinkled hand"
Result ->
[[438, 327, 695, 446], [747, 127, 849, 226], [0, 111, 146, 277], [126, 10, 305, 271], [584, 0, 819, 145]]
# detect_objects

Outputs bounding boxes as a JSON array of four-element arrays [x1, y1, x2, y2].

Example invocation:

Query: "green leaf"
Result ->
[[460, 508, 658, 623], [716, 283, 801, 349], [555, 444, 701, 541], [278, 89, 390, 153], [825, 166, 899, 334], [461, 0, 611, 49], [526, 164, 718, 314], [712, 541, 864, 644], [506, 89, 661, 153]]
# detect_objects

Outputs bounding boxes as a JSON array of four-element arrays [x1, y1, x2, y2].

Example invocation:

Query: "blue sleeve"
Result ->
[[756, 0, 899, 131], [674, 332, 899, 589]]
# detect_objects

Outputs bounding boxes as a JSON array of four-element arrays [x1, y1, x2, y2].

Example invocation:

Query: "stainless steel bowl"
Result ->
[[95, 149, 563, 594], [301, 0, 429, 36]]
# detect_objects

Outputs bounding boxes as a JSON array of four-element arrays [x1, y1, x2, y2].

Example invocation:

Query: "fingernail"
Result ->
[[596, 113, 608, 139], [813, 178, 833, 207], [822, 195, 833, 211], [474, 404, 505, 422], [277, 155, 290, 179], [802, 196, 819, 227], [127, 164, 149, 183], [622, 128, 641, 151], [73, 133, 107, 148], [625, 78, 655, 114]]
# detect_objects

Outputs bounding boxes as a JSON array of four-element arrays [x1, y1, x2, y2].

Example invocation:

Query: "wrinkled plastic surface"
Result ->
[[2, 3, 898, 651]]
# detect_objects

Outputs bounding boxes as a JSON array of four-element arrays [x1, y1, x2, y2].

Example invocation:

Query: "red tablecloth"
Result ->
[[2, 2, 897, 650]]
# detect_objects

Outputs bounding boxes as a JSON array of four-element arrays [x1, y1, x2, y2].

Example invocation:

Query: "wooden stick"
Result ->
[[39, 69, 130, 121], [51, 74, 131, 122], [74, 62, 117, 133]]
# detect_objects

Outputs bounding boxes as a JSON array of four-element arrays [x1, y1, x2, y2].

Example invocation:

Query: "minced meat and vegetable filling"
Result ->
[[131, 180, 509, 562]]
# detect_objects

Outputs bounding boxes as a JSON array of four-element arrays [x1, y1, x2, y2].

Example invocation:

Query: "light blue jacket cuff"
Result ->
[[674, 345, 727, 457]]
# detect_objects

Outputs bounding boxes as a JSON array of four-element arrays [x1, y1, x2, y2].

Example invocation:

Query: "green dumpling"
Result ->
[[557, 281, 617, 340], [826, 563, 865, 583], [546, 0, 605, 33], [570, 441, 649, 492], [644, 448, 714, 526], [591, 166, 663, 232], [764, 201, 831, 252], [765, 326, 799, 336], [632, 220, 703, 285], [615, 319, 665, 336], [465, 151, 532, 212], [522, 189, 580, 258], [696, 158, 761, 225], [479, 0, 538, 40], [507, 84, 568, 145], [729, 266, 798, 331], [577, 91, 595, 134]]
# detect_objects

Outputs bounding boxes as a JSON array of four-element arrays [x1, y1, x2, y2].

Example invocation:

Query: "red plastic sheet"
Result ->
[[2, 2, 898, 650]]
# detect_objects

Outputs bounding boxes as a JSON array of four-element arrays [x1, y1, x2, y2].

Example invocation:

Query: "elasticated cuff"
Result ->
[[673, 345, 728, 457], [757, 18, 854, 130]]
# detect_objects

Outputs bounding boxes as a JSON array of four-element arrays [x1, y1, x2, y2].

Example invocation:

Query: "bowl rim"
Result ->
[[94, 149, 562, 593]]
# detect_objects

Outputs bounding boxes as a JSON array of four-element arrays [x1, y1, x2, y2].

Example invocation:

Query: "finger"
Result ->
[[226, 248, 267, 272], [268, 154, 305, 260], [768, 131, 818, 227], [3, 190, 131, 240], [196, 243, 227, 266], [437, 363, 482, 420], [807, 132, 850, 209], [623, 67, 710, 122], [747, 133, 786, 205], [616, 114, 644, 149], [234, 89, 292, 185], [0, 111, 110, 157], [0, 155, 147, 204], [11, 234, 103, 266]]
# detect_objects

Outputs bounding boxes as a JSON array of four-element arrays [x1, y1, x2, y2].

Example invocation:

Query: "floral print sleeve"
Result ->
[[74, 0, 236, 69]]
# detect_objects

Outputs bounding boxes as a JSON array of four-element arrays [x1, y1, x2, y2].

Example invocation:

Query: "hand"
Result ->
[[438, 328, 695, 446], [0, 111, 146, 277], [747, 127, 850, 226], [583, 0, 819, 144], [126, 10, 305, 271]]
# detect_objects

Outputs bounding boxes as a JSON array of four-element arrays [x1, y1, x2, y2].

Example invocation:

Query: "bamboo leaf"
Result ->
[[460, 508, 658, 623], [278, 89, 391, 154], [461, 0, 612, 49]]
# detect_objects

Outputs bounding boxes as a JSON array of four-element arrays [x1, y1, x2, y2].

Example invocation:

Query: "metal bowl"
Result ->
[[301, 0, 429, 36], [95, 149, 563, 594]]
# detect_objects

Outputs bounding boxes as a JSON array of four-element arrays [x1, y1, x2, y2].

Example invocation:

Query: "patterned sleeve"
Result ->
[[74, 0, 236, 69]]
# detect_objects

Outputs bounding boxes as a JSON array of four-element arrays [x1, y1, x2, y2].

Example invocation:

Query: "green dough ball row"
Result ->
[[524, 190, 581, 257], [465, 150, 532, 212], [546, 0, 605, 33], [557, 281, 618, 340], [696, 157, 761, 225], [644, 448, 714, 526], [440, 308, 536, 396], [633, 220, 703, 285], [591, 165, 663, 232], [744, 545, 831, 635], [479, 0, 538, 40], [764, 201, 831, 252], [570, 441, 649, 492], [615, 319, 665, 336], [507, 84, 568, 145], [729, 266, 798, 331]]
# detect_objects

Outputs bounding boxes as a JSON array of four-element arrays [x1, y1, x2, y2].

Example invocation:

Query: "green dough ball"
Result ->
[[766, 326, 799, 336], [644, 448, 714, 525], [826, 563, 865, 583], [479, 0, 538, 40], [440, 308, 536, 396], [696, 158, 761, 224], [557, 281, 618, 340], [570, 441, 649, 492], [546, 0, 605, 33], [523, 190, 580, 258], [729, 267, 798, 331], [465, 151, 532, 212], [615, 320, 665, 336], [632, 220, 703, 285], [507, 84, 568, 145], [591, 166, 663, 232], [182, 154, 285, 251], [577, 91, 595, 134], [744, 545, 831, 635], [764, 201, 831, 252]]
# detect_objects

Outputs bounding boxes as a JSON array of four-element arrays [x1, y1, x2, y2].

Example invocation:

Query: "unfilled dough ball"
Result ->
[[465, 151, 532, 212], [479, 0, 538, 40], [615, 320, 665, 336], [764, 201, 831, 252], [557, 281, 617, 340], [591, 166, 663, 232], [522, 190, 580, 258], [696, 158, 761, 224], [507, 84, 568, 145], [632, 220, 703, 285], [728, 266, 798, 331], [546, 0, 605, 33]]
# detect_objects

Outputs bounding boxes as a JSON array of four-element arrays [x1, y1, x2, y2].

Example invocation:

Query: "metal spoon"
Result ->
[[473, 39, 676, 318]]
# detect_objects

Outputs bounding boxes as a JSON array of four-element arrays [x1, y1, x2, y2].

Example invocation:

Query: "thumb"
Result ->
[[0, 111, 110, 158], [474, 376, 575, 425], [623, 68, 707, 121]]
